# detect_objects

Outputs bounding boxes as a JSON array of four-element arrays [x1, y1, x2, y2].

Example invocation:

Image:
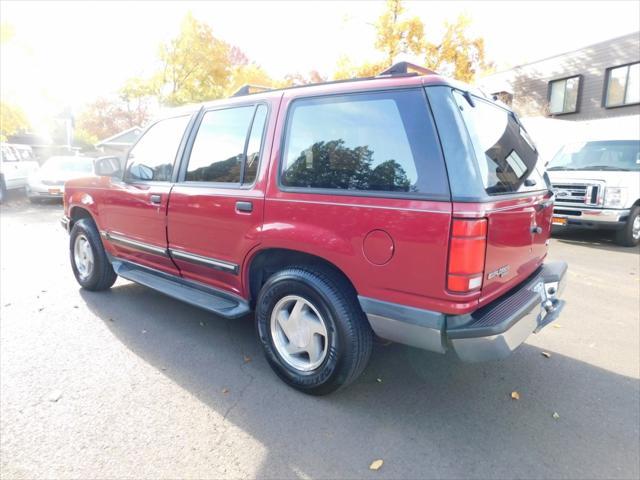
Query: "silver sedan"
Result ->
[[27, 156, 96, 201]]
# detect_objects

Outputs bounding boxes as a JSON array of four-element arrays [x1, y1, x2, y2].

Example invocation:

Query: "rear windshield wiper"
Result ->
[[547, 166, 577, 171], [576, 165, 630, 171]]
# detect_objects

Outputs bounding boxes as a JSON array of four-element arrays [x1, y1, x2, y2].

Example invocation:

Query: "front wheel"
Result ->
[[255, 266, 373, 395], [69, 218, 117, 290], [615, 206, 640, 247]]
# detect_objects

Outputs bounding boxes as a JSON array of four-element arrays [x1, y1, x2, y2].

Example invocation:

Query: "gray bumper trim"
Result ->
[[358, 261, 568, 361], [553, 207, 630, 224], [358, 296, 446, 353]]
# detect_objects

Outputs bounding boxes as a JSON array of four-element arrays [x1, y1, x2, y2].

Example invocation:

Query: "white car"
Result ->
[[27, 156, 96, 202], [547, 139, 640, 247], [0, 144, 39, 202]]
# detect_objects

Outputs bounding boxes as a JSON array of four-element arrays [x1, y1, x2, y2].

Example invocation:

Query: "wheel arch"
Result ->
[[245, 248, 358, 307]]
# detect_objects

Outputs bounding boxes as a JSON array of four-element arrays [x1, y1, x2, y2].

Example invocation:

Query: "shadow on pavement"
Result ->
[[551, 227, 639, 254], [81, 283, 639, 479]]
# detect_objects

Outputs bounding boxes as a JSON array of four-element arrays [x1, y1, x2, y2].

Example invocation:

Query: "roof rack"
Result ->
[[377, 62, 436, 77], [229, 63, 437, 98], [231, 84, 272, 97]]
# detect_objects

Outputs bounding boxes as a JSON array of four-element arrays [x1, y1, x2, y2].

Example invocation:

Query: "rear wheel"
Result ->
[[615, 206, 640, 247], [255, 266, 373, 395], [69, 218, 117, 290]]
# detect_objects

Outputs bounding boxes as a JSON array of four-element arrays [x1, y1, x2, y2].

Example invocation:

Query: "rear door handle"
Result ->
[[235, 201, 253, 213], [150, 194, 162, 205]]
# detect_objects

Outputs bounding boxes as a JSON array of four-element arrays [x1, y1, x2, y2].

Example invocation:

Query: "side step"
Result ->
[[111, 259, 250, 319]]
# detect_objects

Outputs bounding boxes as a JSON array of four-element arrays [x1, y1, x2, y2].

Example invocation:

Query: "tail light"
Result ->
[[447, 218, 487, 293]]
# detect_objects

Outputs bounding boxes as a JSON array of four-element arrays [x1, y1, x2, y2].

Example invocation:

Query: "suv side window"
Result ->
[[185, 105, 265, 184], [125, 115, 190, 182], [281, 89, 448, 198]]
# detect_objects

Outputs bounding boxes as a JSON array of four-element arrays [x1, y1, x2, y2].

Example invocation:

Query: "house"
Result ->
[[478, 33, 639, 160], [95, 126, 142, 157]]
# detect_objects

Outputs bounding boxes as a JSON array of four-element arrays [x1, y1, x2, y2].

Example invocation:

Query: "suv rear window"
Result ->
[[280, 89, 448, 198], [452, 91, 545, 195]]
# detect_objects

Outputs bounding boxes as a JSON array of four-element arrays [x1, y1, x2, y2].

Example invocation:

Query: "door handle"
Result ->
[[530, 226, 542, 234], [235, 201, 253, 213], [150, 194, 162, 205]]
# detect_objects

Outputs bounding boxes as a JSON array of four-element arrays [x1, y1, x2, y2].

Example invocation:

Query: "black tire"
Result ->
[[256, 266, 373, 395], [615, 206, 640, 247], [69, 218, 117, 291]]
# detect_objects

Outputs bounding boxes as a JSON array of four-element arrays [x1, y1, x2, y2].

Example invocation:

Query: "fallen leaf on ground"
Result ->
[[38, 307, 45, 312], [222, 388, 229, 394], [369, 459, 383, 471], [552, 412, 560, 420], [243, 355, 252, 363], [376, 378, 383, 383], [47, 390, 62, 402], [541, 352, 551, 358], [108, 318, 114, 322], [73, 305, 79, 309], [511, 391, 520, 400], [552, 324, 562, 329]]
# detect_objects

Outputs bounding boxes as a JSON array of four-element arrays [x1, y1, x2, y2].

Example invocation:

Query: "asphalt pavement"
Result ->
[[1, 193, 638, 479]]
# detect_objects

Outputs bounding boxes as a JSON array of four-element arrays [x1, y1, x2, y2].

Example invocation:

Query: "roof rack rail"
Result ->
[[377, 62, 436, 77], [232, 84, 272, 97]]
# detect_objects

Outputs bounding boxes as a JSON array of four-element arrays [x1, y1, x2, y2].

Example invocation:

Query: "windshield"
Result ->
[[41, 157, 94, 175], [548, 141, 640, 171]]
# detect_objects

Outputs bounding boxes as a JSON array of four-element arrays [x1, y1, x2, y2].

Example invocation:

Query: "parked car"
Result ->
[[61, 63, 567, 395], [27, 155, 96, 202], [547, 139, 640, 246], [0, 143, 39, 202]]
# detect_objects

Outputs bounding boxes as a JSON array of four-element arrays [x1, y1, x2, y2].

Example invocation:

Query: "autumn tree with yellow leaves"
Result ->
[[335, 0, 491, 83]]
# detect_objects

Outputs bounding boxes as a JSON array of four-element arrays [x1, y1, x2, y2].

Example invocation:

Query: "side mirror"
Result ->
[[95, 156, 122, 177]]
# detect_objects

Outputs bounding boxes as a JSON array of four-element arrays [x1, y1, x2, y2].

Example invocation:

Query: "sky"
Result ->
[[1, 0, 639, 134]]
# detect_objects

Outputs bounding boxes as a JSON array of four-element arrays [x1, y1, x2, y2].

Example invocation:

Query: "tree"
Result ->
[[119, 77, 156, 127], [334, 1, 491, 83], [76, 97, 142, 142], [0, 102, 30, 141], [424, 14, 491, 83], [374, 0, 425, 66], [156, 12, 232, 105]]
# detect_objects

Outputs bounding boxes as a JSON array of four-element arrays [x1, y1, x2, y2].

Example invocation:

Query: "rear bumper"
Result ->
[[553, 207, 630, 229], [358, 261, 568, 361]]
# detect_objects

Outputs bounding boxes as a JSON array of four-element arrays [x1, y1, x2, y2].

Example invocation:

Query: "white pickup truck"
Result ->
[[0, 144, 39, 203], [547, 139, 640, 247]]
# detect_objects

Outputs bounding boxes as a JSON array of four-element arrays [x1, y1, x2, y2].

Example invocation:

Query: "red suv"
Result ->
[[62, 63, 567, 395]]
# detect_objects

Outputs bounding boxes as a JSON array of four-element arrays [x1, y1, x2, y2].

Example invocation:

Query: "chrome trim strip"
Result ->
[[267, 197, 449, 214], [101, 231, 168, 256], [169, 248, 239, 274]]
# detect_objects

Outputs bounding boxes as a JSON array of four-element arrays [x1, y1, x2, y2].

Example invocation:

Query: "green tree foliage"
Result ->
[[0, 102, 30, 141], [284, 139, 410, 192]]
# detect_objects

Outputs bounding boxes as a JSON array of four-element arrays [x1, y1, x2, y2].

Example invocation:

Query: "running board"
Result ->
[[111, 259, 250, 319]]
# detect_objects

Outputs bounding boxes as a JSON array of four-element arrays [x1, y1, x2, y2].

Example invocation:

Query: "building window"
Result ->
[[548, 76, 580, 114], [604, 62, 639, 107]]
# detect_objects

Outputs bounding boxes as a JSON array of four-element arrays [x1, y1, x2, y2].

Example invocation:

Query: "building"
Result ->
[[95, 126, 142, 157], [479, 32, 639, 160]]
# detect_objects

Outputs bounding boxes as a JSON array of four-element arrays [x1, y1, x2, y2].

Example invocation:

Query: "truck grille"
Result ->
[[552, 183, 601, 206]]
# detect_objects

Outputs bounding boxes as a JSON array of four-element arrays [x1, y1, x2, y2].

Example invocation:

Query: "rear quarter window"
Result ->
[[280, 89, 449, 199]]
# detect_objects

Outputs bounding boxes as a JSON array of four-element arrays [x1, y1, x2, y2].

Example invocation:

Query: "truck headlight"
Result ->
[[603, 187, 627, 208]]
